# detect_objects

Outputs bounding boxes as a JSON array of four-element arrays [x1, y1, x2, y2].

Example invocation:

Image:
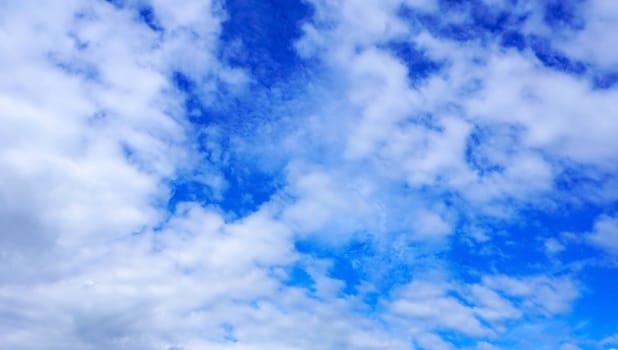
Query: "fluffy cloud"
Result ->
[[384, 273, 577, 347], [587, 214, 618, 256], [557, 1, 618, 70], [1, 0, 617, 349]]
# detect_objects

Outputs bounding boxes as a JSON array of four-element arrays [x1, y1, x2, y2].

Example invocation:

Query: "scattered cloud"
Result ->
[[587, 214, 618, 256], [1, 0, 617, 349]]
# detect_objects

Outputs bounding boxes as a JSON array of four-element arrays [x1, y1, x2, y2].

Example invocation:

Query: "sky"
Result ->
[[0, 0, 617, 349]]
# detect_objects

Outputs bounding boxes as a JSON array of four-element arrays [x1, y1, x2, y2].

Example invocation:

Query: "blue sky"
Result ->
[[1, 0, 618, 349]]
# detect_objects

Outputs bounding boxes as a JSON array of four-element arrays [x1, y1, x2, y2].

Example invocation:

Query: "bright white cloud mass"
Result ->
[[1, 0, 617, 349]]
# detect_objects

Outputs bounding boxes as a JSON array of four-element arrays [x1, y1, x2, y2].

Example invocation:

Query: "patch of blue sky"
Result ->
[[171, 71, 223, 124], [167, 0, 317, 217], [167, 179, 216, 209], [219, 0, 313, 88], [386, 42, 443, 87], [529, 36, 588, 75], [218, 165, 283, 216], [138, 5, 163, 32], [450, 208, 589, 275], [284, 263, 315, 291], [554, 163, 618, 198], [450, 204, 618, 345], [212, 0, 321, 138], [593, 71, 618, 90], [543, 0, 586, 30], [294, 239, 367, 297], [500, 30, 526, 50], [572, 266, 618, 341], [293, 226, 454, 306], [165, 132, 283, 217], [401, 0, 523, 43]]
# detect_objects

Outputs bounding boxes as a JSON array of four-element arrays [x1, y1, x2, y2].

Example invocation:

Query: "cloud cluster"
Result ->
[[1, 0, 617, 349]]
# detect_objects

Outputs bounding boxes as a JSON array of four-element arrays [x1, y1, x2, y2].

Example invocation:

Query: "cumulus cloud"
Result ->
[[587, 214, 618, 256], [1, 0, 617, 349], [0, 204, 411, 349]]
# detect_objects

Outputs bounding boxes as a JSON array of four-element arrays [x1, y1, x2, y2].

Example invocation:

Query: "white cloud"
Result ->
[[463, 52, 618, 169], [1, 0, 614, 349], [295, 0, 618, 218], [587, 215, 618, 256], [385, 273, 579, 346], [545, 238, 566, 256], [411, 209, 453, 239], [468, 284, 522, 322], [559, 344, 582, 350], [388, 280, 489, 336], [557, 1, 618, 70], [297, 0, 409, 57], [0, 204, 412, 349], [280, 164, 384, 242], [482, 275, 579, 316], [415, 333, 456, 350], [0, 0, 189, 282]]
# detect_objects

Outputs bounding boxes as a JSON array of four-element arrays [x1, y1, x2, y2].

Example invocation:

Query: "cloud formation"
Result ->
[[1, 0, 617, 349]]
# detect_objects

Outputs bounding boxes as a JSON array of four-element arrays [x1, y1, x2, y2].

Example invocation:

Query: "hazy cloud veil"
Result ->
[[1, 0, 617, 349]]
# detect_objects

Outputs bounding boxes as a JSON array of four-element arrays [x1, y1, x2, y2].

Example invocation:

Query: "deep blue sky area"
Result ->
[[220, 0, 313, 87], [1, 0, 617, 349]]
